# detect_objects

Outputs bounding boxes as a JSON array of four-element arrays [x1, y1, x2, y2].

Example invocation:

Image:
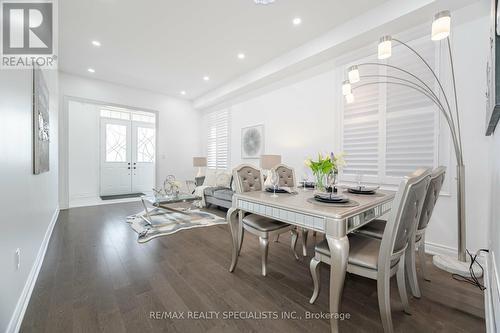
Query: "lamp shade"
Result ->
[[348, 65, 360, 83], [431, 10, 451, 41], [345, 93, 355, 104], [260, 155, 281, 169], [378, 35, 392, 59], [342, 80, 352, 96], [193, 157, 207, 167]]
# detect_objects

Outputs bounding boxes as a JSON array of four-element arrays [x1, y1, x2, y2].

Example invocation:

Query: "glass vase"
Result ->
[[314, 172, 326, 192]]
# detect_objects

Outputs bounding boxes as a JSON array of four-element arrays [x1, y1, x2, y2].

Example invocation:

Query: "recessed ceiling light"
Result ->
[[203, 76, 210, 81], [91, 40, 101, 47], [293, 17, 302, 25], [237, 53, 246, 60], [87, 68, 95, 73], [180, 91, 187, 95]]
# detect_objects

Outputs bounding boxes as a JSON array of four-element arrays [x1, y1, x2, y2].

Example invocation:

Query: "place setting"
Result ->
[[303, 153, 360, 207], [264, 168, 298, 197], [341, 173, 383, 196]]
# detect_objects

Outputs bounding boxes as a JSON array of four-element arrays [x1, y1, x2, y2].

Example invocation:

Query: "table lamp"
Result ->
[[193, 157, 207, 177]]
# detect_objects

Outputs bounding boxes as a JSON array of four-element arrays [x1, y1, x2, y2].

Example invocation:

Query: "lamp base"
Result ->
[[196, 167, 203, 178], [432, 254, 483, 277]]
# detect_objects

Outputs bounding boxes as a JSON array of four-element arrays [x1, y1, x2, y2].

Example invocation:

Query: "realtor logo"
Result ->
[[1, 1, 57, 69]]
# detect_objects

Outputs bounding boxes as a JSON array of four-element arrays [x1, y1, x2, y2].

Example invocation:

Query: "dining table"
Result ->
[[226, 187, 395, 333]]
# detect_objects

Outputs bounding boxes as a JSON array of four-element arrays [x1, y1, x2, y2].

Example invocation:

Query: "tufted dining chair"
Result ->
[[355, 166, 446, 297], [232, 164, 299, 276], [309, 168, 431, 333], [271, 164, 312, 257]]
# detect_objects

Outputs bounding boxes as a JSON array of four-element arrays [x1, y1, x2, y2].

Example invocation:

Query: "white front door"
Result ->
[[131, 122, 155, 193], [100, 118, 155, 196]]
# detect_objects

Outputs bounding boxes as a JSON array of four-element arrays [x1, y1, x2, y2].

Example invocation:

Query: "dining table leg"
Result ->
[[326, 234, 349, 333], [227, 208, 240, 272]]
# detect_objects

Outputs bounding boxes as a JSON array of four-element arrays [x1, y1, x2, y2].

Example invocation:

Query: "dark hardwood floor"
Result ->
[[20, 202, 485, 332]]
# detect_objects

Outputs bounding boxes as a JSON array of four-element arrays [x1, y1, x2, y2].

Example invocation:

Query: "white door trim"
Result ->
[[62, 96, 159, 208]]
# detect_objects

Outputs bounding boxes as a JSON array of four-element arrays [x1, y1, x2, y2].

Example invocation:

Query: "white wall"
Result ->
[[227, 70, 336, 175], [489, 120, 500, 329], [67, 100, 100, 204], [200, 2, 491, 255], [59, 73, 201, 208], [0, 69, 59, 332]]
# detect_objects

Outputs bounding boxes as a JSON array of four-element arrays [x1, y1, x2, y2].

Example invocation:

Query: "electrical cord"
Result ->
[[451, 249, 489, 291]]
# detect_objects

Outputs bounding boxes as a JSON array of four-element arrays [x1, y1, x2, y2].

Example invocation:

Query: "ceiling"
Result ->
[[59, 0, 390, 100]]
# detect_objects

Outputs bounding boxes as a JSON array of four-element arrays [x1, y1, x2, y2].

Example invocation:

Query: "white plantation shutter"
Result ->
[[385, 38, 436, 179], [206, 109, 230, 170], [341, 36, 437, 184], [343, 62, 380, 177]]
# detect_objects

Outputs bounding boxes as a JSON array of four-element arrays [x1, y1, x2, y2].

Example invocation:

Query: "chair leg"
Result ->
[[259, 237, 269, 276], [237, 228, 244, 256], [290, 229, 299, 260], [396, 256, 411, 315], [405, 241, 421, 298], [377, 272, 394, 333], [301, 228, 309, 257], [418, 235, 430, 282], [274, 234, 280, 242], [309, 258, 321, 304]]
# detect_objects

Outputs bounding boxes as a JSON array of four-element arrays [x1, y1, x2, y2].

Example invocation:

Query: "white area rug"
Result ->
[[126, 208, 226, 243]]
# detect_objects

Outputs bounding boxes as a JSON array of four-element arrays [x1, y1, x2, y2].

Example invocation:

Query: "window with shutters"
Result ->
[[341, 36, 438, 185], [206, 109, 230, 170]]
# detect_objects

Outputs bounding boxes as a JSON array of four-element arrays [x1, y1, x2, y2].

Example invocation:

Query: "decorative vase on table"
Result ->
[[305, 152, 346, 193], [313, 171, 326, 192]]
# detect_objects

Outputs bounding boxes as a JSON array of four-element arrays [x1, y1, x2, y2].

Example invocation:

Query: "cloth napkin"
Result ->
[[265, 186, 296, 194]]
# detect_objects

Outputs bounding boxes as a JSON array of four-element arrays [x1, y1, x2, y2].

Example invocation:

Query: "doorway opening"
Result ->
[[66, 99, 157, 208], [99, 107, 156, 197]]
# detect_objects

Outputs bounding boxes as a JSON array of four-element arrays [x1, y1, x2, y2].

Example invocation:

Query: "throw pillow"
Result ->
[[202, 169, 217, 187], [216, 171, 232, 188]]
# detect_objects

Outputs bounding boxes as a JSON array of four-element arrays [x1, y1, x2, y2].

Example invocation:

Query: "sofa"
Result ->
[[195, 174, 234, 209]]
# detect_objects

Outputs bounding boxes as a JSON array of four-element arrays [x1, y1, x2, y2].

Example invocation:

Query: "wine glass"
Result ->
[[270, 170, 280, 197], [326, 172, 336, 199], [302, 174, 308, 190], [355, 172, 364, 190]]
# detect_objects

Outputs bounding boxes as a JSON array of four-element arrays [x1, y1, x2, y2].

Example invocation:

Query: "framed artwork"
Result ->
[[33, 68, 50, 174], [241, 125, 264, 159], [486, 0, 500, 135]]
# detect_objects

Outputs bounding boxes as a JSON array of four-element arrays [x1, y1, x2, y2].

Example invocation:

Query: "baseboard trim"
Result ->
[[424, 241, 457, 257], [425, 241, 486, 265], [69, 196, 141, 208], [5, 207, 60, 333], [485, 251, 500, 333]]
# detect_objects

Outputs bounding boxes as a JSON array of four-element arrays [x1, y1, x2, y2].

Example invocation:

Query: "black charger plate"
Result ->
[[266, 188, 288, 193], [314, 194, 349, 203], [348, 188, 376, 195]]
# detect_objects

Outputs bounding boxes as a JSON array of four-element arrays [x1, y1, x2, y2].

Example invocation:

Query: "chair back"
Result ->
[[273, 164, 297, 189], [232, 164, 264, 194], [417, 166, 446, 232], [379, 168, 431, 266]]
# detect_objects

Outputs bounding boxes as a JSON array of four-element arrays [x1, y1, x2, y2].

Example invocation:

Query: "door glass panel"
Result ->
[[132, 113, 155, 123], [105, 124, 127, 162], [136, 127, 155, 162]]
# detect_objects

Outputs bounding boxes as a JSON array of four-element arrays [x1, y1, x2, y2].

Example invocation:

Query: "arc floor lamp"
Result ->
[[342, 10, 480, 276]]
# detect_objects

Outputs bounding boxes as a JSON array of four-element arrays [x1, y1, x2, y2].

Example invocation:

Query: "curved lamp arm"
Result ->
[[352, 80, 462, 165], [392, 37, 463, 161], [355, 62, 459, 144]]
